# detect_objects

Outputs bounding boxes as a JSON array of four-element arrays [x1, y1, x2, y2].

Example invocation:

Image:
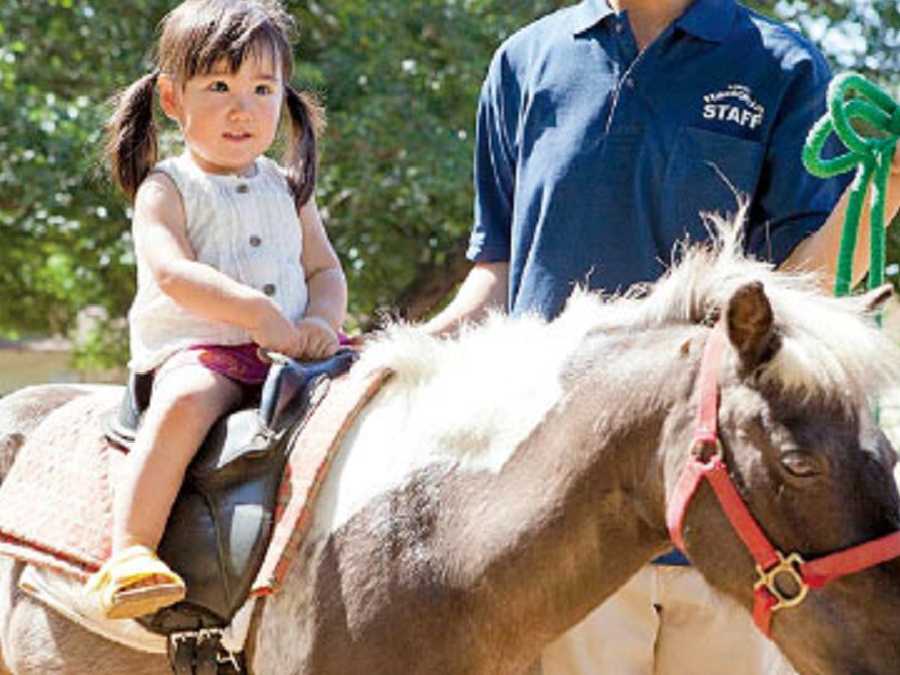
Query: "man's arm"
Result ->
[[781, 158, 900, 286], [422, 262, 509, 337]]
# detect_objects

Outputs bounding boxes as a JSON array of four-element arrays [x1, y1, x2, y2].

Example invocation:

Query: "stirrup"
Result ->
[[168, 628, 244, 675]]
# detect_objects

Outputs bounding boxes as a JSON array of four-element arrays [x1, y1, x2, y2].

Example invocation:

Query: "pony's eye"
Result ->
[[780, 450, 821, 478]]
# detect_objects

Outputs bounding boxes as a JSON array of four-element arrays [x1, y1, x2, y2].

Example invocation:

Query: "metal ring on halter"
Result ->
[[754, 551, 810, 611], [690, 437, 723, 466]]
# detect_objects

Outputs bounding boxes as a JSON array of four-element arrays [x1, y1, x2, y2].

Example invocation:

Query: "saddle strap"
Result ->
[[252, 366, 394, 594], [194, 638, 220, 675], [167, 629, 246, 675], [170, 636, 193, 675]]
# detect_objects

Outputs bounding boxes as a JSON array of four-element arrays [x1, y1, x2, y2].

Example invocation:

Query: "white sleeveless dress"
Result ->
[[128, 153, 309, 372]]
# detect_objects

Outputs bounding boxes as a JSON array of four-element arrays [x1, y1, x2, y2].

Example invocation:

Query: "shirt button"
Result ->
[[263, 283, 276, 296], [236, 183, 249, 194], [614, 21, 623, 33], [625, 78, 635, 88], [249, 235, 262, 247]]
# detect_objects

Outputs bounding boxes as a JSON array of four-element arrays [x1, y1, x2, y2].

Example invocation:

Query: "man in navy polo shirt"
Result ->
[[425, 0, 900, 673]]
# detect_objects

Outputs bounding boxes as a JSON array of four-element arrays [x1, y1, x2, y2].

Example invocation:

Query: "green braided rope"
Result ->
[[802, 72, 899, 297]]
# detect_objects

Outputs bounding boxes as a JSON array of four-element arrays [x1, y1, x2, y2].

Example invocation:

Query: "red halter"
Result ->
[[665, 325, 900, 637]]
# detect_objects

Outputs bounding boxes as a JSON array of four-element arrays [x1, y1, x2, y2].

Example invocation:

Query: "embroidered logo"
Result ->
[[702, 84, 765, 130]]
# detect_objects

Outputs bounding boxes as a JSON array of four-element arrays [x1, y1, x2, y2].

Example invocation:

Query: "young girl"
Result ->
[[86, 0, 347, 619]]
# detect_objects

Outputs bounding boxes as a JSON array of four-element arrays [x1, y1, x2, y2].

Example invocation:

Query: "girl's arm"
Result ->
[[296, 197, 348, 356], [134, 172, 302, 354], [299, 197, 347, 331]]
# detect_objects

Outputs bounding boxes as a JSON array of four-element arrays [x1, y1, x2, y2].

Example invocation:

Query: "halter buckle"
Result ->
[[754, 551, 809, 611], [690, 437, 723, 465]]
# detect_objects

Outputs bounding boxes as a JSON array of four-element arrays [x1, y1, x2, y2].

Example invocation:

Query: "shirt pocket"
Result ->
[[663, 127, 765, 236]]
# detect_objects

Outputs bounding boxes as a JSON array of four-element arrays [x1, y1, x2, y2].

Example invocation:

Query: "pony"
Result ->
[[1, 221, 900, 674]]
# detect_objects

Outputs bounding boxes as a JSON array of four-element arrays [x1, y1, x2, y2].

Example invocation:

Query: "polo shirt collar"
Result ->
[[675, 0, 737, 43], [570, 0, 615, 35]]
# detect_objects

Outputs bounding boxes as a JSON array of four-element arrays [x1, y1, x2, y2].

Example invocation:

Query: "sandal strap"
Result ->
[[85, 545, 185, 597]]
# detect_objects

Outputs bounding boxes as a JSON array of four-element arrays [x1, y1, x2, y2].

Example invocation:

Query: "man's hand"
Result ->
[[422, 262, 509, 337], [887, 145, 900, 217], [295, 316, 339, 359]]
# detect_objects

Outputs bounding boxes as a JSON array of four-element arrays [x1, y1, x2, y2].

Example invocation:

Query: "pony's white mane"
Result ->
[[360, 216, 900, 411], [313, 216, 900, 536], [626, 216, 900, 406]]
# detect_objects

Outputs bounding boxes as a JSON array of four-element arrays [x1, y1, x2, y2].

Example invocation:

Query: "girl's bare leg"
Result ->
[[113, 362, 243, 553]]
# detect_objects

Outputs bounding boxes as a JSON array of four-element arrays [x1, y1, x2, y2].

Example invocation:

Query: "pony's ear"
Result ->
[[858, 284, 893, 313], [725, 281, 775, 371]]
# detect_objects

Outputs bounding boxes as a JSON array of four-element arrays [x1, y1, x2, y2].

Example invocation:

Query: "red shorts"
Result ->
[[186, 343, 271, 385], [166, 334, 355, 385]]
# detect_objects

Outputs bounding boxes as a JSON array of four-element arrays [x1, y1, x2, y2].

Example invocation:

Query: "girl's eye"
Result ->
[[209, 81, 229, 92], [255, 84, 273, 95]]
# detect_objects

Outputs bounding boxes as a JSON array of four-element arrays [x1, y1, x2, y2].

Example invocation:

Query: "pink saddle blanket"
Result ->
[[0, 368, 391, 596], [0, 387, 121, 578]]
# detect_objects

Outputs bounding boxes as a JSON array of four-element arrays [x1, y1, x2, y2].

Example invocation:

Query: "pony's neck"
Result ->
[[257, 325, 706, 674], [451, 326, 701, 661]]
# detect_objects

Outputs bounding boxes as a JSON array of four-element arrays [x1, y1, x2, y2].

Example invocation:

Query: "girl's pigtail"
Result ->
[[284, 85, 326, 208], [105, 70, 160, 201]]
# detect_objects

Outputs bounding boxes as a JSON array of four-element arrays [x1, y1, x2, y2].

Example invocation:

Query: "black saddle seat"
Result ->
[[103, 349, 357, 635]]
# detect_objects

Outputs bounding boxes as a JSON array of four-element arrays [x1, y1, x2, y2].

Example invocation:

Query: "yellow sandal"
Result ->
[[85, 545, 186, 620]]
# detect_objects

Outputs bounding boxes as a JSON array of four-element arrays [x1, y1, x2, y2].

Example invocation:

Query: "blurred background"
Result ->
[[1, 0, 899, 394]]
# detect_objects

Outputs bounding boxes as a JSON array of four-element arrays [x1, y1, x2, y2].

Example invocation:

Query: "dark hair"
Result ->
[[105, 0, 324, 205]]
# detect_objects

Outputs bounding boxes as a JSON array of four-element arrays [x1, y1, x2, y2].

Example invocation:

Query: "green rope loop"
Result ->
[[890, 107, 900, 136], [802, 72, 899, 297]]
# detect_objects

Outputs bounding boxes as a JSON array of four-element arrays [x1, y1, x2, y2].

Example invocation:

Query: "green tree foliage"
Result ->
[[1, 0, 898, 350], [284, 0, 569, 325], [0, 0, 171, 338]]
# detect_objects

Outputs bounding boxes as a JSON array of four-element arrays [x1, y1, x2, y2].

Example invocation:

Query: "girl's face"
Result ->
[[160, 52, 284, 175]]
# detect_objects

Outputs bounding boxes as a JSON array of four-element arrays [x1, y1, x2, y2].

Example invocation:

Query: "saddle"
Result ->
[[104, 349, 357, 638]]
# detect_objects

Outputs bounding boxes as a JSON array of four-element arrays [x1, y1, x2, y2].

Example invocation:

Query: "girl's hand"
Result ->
[[295, 316, 339, 360], [248, 300, 304, 356]]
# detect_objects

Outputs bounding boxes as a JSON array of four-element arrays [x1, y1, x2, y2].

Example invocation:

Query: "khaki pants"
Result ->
[[542, 565, 796, 675]]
